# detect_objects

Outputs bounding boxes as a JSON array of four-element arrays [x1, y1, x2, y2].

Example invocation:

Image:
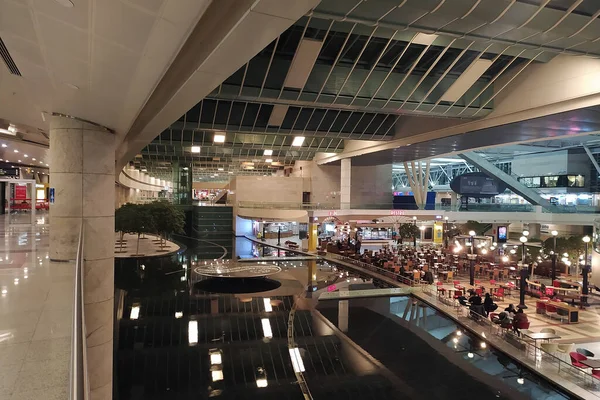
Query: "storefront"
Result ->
[[253, 221, 299, 240], [360, 226, 393, 241]]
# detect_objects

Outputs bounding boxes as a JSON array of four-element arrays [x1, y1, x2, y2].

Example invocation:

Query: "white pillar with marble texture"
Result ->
[[340, 158, 351, 209], [49, 115, 114, 400]]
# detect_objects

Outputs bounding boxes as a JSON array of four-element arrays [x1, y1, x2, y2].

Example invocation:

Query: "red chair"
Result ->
[[453, 290, 463, 299], [570, 352, 588, 368], [592, 369, 600, 380], [475, 280, 481, 285], [489, 279, 496, 286], [489, 312, 499, 321], [493, 287, 505, 301], [475, 288, 483, 296], [436, 282, 446, 296], [514, 321, 530, 330]]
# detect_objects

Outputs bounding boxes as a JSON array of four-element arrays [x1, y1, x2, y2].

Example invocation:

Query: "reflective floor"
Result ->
[[0, 212, 72, 400]]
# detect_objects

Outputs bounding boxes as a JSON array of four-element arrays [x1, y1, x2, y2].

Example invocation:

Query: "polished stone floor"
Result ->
[[0, 212, 72, 400]]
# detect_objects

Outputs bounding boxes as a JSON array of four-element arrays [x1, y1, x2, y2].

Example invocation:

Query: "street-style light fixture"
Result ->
[[551, 230, 558, 282], [518, 235, 528, 309], [444, 216, 449, 249], [412, 216, 417, 247], [468, 230, 476, 286], [582, 235, 591, 306]]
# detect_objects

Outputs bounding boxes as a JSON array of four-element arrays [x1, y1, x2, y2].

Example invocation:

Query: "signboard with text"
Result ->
[[450, 172, 507, 197], [14, 185, 27, 200]]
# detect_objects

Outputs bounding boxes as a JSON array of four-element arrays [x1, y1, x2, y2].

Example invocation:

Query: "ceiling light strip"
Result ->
[[365, 33, 420, 108], [331, 27, 379, 105], [426, 43, 491, 114], [472, 51, 544, 117], [316, 24, 357, 100], [381, 42, 435, 109], [399, 38, 457, 110], [277, 15, 312, 100], [441, 45, 509, 114], [348, 31, 398, 106], [456, 49, 526, 117]]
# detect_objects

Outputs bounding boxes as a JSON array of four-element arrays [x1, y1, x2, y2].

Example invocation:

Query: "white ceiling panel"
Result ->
[[45, 52, 89, 89], [31, 0, 90, 31], [37, 14, 89, 63], [161, 0, 211, 26], [1, 35, 44, 67], [125, 0, 166, 14], [92, 38, 140, 82], [283, 38, 323, 89], [251, 0, 321, 21], [94, 0, 157, 53], [0, 0, 37, 43], [440, 59, 493, 102]]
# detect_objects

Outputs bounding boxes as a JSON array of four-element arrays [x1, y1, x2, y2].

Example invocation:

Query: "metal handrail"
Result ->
[[69, 225, 89, 400]]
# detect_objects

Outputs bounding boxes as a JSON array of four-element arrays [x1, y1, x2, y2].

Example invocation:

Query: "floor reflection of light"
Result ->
[[211, 368, 223, 382], [261, 318, 273, 339], [289, 348, 305, 373], [130, 305, 140, 320], [175, 311, 183, 319], [263, 298, 272, 312], [256, 378, 268, 388], [188, 321, 198, 345], [517, 377, 525, 385], [209, 349, 222, 365]]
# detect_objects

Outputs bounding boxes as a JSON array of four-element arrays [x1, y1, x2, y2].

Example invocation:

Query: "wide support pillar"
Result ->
[[308, 223, 318, 252], [49, 115, 115, 400], [340, 158, 351, 209]]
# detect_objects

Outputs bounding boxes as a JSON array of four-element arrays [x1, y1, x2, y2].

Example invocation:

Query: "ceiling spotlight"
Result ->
[[191, 146, 201, 153], [7, 124, 16, 134], [1, 144, 6, 148], [228, 171, 233, 174], [218, 168, 224, 171], [32, 158, 36, 161], [17, 160, 21, 163], [213, 134, 226, 143], [264, 149, 273, 156], [265, 159, 273, 163], [24, 154, 28, 158], [291, 136, 305, 147], [39, 161, 43, 164], [45, 164, 49, 166], [13, 149, 18, 153]]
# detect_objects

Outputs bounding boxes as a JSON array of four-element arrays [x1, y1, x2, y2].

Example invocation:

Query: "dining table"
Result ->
[[523, 332, 561, 343], [580, 359, 600, 369]]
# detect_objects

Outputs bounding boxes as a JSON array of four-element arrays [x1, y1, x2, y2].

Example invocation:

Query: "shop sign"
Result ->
[[390, 210, 405, 216], [328, 210, 338, 216], [0, 168, 18, 177], [15, 185, 27, 200]]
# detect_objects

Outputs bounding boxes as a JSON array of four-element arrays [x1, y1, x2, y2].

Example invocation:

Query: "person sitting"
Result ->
[[469, 296, 486, 320], [483, 293, 498, 316], [468, 292, 481, 305], [504, 304, 517, 317], [457, 295, 469, 307], [512, 308, 529, 337]]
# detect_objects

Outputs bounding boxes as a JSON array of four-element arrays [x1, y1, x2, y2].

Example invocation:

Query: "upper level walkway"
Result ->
[[236, 201, 600, 225]]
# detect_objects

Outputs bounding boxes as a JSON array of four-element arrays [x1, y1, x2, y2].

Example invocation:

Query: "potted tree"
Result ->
[[131, 205, 155, 257], [115, 203, 137, 254], [146, 201, 185, 252]]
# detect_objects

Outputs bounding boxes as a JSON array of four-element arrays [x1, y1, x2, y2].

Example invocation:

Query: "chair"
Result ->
[[489, 279, 496, 286], [557, 343, 574, 360], [570, 352, 588, 368], [475, 288, 483, 296], [453, 290, 463, 299], [540, 342, 559, 355], [493, 287, 505, 301], [576, 348, 595, 358], [475, 279, 481, 285], [413, 271, 421, 282], [453, 280, 461, 287], [446, 271, 453, 280], [436, 281, 446, 296], [540, 328, 556, 335]]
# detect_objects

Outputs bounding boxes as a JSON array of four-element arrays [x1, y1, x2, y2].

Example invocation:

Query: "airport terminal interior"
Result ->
[[7, 0, 600, 399]]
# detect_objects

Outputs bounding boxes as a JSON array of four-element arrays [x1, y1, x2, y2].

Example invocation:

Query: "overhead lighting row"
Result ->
[[0, 142, 48, 168]]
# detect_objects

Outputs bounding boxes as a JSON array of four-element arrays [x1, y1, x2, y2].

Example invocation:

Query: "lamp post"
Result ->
[[518, 234, 528, 309], [582, 235, 591, 306], [412, 216, 417, 247], [444, 216, 449, 249], [551, 230, 558, 282], [468, 230, 476, 286]]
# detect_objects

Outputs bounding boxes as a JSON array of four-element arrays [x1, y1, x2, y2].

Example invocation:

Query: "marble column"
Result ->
[[49, 115, 114, 400], [340, 158, 351, 209]]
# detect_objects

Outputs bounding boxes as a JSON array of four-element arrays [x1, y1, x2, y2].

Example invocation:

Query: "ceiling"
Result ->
[[3, 0, 600, 183], [0, 0, 211, 139], [137, 0, 600, 181]]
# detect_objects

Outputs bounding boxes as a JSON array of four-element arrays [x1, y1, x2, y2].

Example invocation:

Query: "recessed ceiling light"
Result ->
[[54, 0, 74, 8], [1, 144, 6, 148], [191, 146, 200, 153], [24, 154, 28, 158], [265, 159, 273, 163], [17, 160, 21, 163], [228, 171, 233, 174], [264, 149, 273, 156], [218, 168, 224, 171], [39, 161, 43, 164], [292, 136, 305, 147], [213, 134, 225, 143], [32, 158, 36, 161], [45, 164, 49, 166], [13, 149, 18, 153]]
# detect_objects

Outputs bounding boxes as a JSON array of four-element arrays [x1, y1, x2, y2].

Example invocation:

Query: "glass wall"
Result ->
[[518, 174, 585, 188]]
